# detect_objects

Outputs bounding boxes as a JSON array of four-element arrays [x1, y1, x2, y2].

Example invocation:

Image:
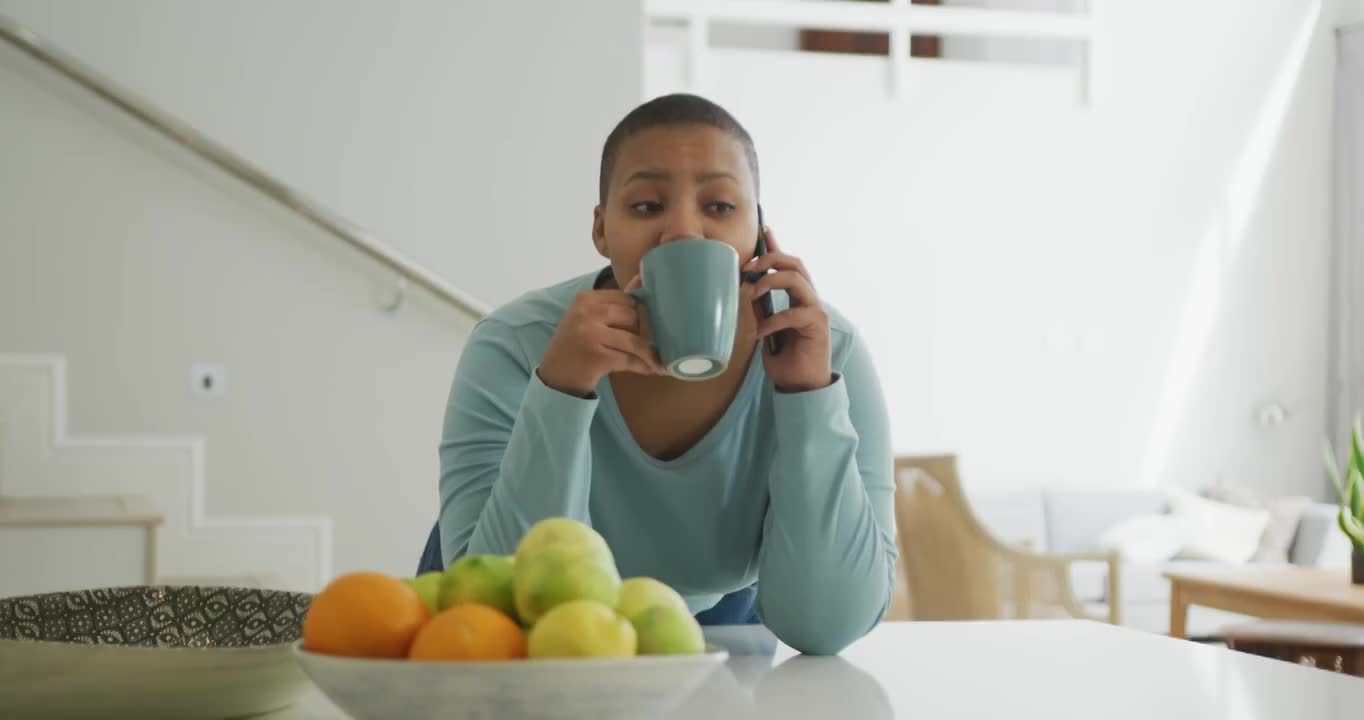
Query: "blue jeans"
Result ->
[[416, 523, 758, 625]]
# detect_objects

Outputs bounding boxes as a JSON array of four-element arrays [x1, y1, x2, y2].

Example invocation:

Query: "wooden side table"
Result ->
[[1222, 621, 1364, 677], [1164, 566, 1364, 638]]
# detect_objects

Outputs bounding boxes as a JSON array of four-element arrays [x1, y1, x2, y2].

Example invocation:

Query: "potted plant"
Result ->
[[1324, 417, 1364, 584]]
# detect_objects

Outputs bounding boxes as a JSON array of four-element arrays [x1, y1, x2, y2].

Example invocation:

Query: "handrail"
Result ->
[[645, 0, 1095, 103], [646, 0, 1091, 38], [0, 13, 491, 320]]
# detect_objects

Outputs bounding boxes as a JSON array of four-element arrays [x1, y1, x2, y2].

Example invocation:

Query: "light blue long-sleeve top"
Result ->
[[437, 270, 897, 655]]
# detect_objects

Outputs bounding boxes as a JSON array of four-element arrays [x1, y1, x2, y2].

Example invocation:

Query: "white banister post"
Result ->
[[890, 0, 910, 100]]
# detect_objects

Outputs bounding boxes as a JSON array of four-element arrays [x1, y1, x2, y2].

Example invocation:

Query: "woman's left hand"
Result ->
[[743, 226, 833, 393]]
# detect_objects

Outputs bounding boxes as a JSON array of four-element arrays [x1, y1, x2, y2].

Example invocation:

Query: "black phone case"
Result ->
[[744, 206, 783, 355]]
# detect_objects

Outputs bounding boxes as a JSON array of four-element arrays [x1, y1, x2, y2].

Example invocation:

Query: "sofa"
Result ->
[[966, 487, 1353, 637]]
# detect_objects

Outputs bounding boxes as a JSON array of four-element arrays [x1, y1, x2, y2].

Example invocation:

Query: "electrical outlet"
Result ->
[[190, 364, 227, 398]]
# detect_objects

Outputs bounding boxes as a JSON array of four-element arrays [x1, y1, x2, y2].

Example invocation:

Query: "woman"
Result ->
[[424, 94, 896, 655]]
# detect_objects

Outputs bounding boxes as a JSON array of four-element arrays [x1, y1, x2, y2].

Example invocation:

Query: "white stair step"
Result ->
[[0, 356, 328, 593], [0, 494, 162, 528], [0, 494, 161, 597]]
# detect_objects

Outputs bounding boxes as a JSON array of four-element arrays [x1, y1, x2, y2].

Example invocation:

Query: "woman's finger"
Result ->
[[600, 327, 666, 374], [607, 344, 664, 376], [613, 350, 658, 377], [745, 251, 812, 283], [595, 302, 641, 332], [747, 269, 818, 308], [756, 306, 827, 340]]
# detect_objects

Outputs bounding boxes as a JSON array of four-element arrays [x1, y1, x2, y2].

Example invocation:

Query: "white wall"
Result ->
[[1340, 0, 1364, 26], [0, 0, 643, 309], [648, 0, 1336, 498], [0, 39, 474, 588], [0, 1, 644, 589]]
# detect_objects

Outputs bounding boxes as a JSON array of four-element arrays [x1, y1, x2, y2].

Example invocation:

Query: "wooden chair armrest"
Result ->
[[1012, 549, 1122, 625]]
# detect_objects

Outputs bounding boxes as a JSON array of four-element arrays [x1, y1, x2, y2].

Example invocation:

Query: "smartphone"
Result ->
[[743, 204, 783, 355]]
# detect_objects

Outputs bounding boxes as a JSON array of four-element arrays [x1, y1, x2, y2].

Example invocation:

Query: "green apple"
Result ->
[[403, 571, 443, 615], [439, 554, 518, 618]]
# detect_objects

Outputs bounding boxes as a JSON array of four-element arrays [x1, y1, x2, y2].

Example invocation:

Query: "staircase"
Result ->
[[0, 355, 330, 595]]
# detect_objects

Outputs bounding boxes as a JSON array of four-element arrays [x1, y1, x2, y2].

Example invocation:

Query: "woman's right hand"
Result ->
[[537, 275, 665, 397]]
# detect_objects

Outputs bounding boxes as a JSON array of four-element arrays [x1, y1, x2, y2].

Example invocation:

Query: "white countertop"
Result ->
[[268, 620, 1364, 719]]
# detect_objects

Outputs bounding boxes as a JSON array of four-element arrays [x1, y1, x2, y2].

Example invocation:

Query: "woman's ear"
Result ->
[[592, 206, 609, 259]]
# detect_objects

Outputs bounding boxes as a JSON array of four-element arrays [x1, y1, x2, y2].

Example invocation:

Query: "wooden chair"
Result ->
[[888, 454, 1121, 624]]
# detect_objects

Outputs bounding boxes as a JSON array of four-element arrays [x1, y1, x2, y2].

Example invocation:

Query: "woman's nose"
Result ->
[[657, 209, 706, 244]]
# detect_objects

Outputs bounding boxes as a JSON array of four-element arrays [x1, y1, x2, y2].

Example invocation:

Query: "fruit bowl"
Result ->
[[292, 641, 730, 720], [0, 585, 313, 720]]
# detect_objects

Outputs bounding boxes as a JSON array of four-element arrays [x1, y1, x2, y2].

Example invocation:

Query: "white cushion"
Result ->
[[1097, 514, 1185, 565], [1203, 484, 1312, 563], [1253, 496, 1312, 563], [1169, 491, 1271, 564]]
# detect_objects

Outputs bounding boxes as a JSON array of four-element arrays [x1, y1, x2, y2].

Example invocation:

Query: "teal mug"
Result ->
[[628, 239, 740, 381]]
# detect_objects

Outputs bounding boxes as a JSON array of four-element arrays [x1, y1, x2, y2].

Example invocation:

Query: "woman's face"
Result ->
[[593, 125, 759, 286]]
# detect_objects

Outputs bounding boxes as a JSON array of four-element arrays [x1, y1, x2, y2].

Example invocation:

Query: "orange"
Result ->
[[303, 571, 429, 658], [408, 604, 528, 661]]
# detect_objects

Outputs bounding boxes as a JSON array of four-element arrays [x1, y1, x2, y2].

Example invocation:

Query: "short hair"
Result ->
[[597, 93, 760, 205]]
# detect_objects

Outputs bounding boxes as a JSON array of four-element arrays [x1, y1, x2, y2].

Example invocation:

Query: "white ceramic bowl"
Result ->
[[0, 586, 313, 719], [292, 642, 730, 720]]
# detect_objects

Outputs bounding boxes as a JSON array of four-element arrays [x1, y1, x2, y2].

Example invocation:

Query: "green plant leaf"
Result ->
[[1325, 440, 1349, 506], [1341, 506, 1364, 548], [1351, 466, 1364, 522], [1352, 416, 1364, 482]]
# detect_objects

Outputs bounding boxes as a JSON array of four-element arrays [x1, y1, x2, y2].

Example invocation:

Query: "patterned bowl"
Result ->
[[0, 585, 313, 720]]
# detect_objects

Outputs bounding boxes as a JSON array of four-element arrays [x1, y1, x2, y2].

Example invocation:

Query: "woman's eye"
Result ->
[[706, 202, 737, 215], [630, 201, 663, 215]]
